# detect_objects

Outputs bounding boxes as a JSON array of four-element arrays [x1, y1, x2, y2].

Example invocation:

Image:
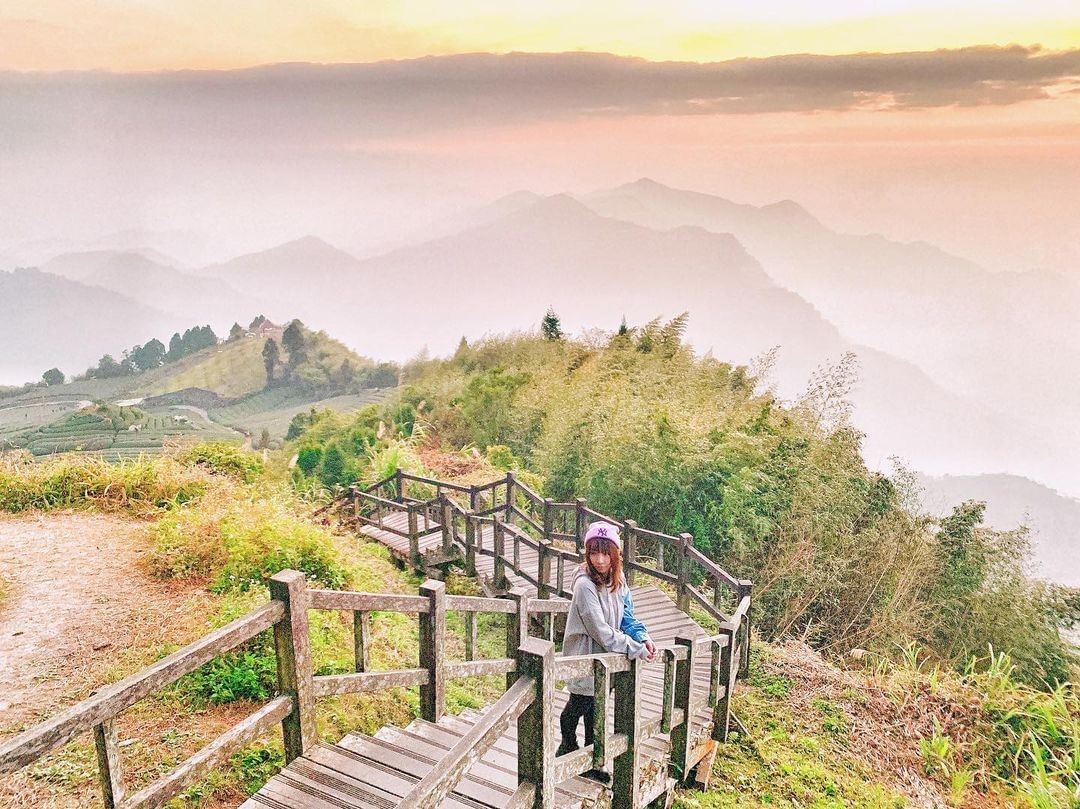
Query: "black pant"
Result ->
[[559, 693, 595, 752]]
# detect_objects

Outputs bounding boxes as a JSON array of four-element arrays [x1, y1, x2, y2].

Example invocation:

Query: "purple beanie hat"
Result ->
[[584, 520, 621, 550]]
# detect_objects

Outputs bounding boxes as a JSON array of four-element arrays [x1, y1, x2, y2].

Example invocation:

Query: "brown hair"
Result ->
[[583, 536, 622, 593]]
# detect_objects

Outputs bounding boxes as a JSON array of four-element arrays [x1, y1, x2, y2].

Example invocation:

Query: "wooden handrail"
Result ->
[[122, 696, 293, 809], [398, 675, 536, 809], [685, 543, 741, 590], [0, 601, 284, 773], [399, 472, 474, 494]]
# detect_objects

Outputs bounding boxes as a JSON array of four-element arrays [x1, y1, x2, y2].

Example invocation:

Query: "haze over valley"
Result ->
[[2, 44, 1077, 586]]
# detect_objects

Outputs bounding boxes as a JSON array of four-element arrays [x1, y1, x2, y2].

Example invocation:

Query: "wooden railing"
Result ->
[[0, 568, 749, 808], [349, 469, 754, 673], [0, 579, 295, 809]]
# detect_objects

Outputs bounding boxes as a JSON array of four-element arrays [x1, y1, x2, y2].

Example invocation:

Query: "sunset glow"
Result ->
[[1, 0, 1078, 72]]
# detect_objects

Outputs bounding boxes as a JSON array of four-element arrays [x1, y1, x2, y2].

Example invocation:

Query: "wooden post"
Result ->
[[738, 579, 754, 678], [612, 657, 642, 809], [537, 541, 551, 600], [517, 637, 556, 809], [465, 611, 478, 662], [542, 498, 554, 542], [269, 570, 316, 763], [353, 611, 371, 672], [493, 515, 507, 591], [713, 625, 735, 742], [506, 589, 529, 689], [469, 485, 479, 512], [671, 636, 694, 781], [574, 498, 587, 554], [419, 580, 446, 722], [677, 533, 693, 613], [709, 638, 721, 707], [93, 718, 124, 809], [440, 496, 453, 555], [661, 649, 676, 734], [505, 471, 516, 522], [592, 658, 611, 771], [464, 515, 477, 576], [408, 505, 421, 570], [397, 468, 406, 502], [623, 519, 637, 586]]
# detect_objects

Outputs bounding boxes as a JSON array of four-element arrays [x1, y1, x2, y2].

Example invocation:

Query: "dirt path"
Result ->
[[0, 513, 211, 732]]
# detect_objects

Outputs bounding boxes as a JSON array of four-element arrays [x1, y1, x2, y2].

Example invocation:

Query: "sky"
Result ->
[[0, 2, 1078, 272], [2, 1, 1079, 70]]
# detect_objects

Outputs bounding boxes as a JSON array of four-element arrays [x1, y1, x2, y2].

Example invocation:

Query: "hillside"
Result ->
[[918, 473, 1080, 587], [0, 321, 393, 455], [0, 268, 187, 385]]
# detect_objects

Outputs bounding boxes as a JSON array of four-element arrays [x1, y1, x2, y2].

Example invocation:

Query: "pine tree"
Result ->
[[282, 320, 307, 372], [166, 332, 183, 362], [228, 322, 244, 341], [320, 443, 347, 487], [262, 338, 280, 387], [41, 368, 65, 386], [541, 307, 563, 341]]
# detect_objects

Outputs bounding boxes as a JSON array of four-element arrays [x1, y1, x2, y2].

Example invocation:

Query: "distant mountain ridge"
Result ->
[[918, 473, 1080, 587], [576, 178, 1080, 496], [0, 268, 186, 383]]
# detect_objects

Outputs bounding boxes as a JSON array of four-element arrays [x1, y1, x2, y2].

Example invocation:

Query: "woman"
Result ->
[[558, 521, 657, 769]]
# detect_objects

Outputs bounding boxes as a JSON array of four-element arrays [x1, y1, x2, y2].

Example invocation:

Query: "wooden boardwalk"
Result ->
[[241, 585, 719, 808], [0, 470, 750, 809]]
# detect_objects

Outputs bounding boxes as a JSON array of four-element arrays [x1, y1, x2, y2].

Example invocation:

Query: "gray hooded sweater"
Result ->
[[562, 570, 648, 695]]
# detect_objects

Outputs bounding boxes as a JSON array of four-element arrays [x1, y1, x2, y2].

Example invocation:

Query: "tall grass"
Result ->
[[0, 453, 210, 514]]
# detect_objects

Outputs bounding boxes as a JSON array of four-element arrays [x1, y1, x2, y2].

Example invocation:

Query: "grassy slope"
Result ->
[[211, 389, 390, 440], [135, 337, 270, 399], [0, 328, 388, 455]]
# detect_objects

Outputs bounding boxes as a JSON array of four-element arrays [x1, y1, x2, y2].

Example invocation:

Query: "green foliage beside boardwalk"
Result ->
[[292, 325, 1078, 689]]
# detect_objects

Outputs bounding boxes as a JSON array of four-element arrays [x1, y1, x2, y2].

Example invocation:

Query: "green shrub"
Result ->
[[181, 649, 277, 704], [0, 454, 209, 514], [180, 442, 262, 483], [149, 492, 349, 592]]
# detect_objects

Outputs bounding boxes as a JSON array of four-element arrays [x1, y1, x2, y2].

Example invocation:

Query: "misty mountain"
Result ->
[[39, 248, 181, 281], [0, 269, 186, 382], [218, 194, 1063, 489], [34, 250, 268, 334], [85, 253, 264, 329], [583, 178, 1080, 495], [918, 473, 1080, 587], [197, 236, 365, 303]]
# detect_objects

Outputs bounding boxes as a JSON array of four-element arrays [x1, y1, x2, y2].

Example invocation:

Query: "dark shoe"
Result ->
[[556, 740, 579, 757], [583, 769, 611, 785]]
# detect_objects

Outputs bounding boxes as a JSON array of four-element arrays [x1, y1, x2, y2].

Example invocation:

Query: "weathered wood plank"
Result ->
[[308, 590, 431, 613], [269, 570, 316, 763], [445, 595, 518, 614], [612, 656, 642, 809], [93, 718, 123, 809], [398, 676, 535, 808], [312, 668, 429, 697], [517, 637, 556, 808], [670, 636, 694, 781], [444, 659, 517, 679], [419, 580, 446, 722], [353, 611, 371, 673], [124, 696, 292, 809]]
